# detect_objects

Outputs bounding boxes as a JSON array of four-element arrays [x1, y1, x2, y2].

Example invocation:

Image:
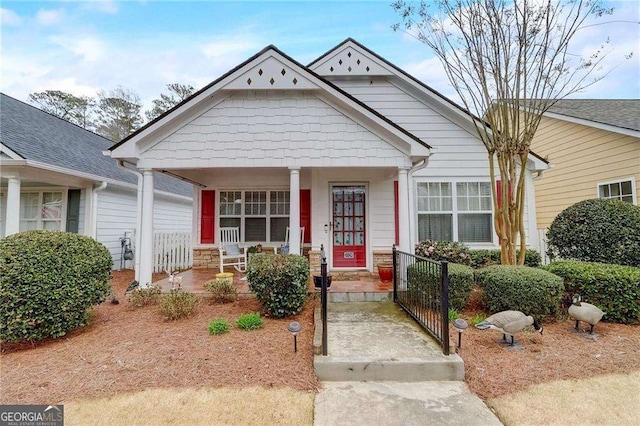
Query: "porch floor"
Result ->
[[153, 269, 393, 295]]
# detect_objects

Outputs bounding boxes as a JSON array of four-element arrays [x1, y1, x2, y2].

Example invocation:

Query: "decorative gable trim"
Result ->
[[223, 56, 316, 90], [309, 44, 394, 77]]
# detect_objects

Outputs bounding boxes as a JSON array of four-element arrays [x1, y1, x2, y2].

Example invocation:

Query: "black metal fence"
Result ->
[[393, 246, 450, 355]]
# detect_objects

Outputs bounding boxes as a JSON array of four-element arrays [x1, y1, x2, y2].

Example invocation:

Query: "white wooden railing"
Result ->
[[153, 231, 193, 273], [538, 228, 550, 265]]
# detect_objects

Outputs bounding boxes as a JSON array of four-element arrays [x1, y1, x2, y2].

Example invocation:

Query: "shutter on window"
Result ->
[[300, 189, 311, 243], [201, 190, 215, 244], [394, 181, 399, 246], [66, 189, 81, 233]]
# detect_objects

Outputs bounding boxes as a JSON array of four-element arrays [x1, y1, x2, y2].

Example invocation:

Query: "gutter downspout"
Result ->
[[117, 160, 143, 283], [407, 154, 432, 250], [91, 181, 108, 239]]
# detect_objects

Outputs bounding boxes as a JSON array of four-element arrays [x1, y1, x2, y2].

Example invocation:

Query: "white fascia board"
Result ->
[[543, 111, 640, 139], [0, 143, 25, 160]]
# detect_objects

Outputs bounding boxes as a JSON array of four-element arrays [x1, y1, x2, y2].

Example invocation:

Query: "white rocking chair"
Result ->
[[277, 226, 305, 255], [219, 227, 247, 273]]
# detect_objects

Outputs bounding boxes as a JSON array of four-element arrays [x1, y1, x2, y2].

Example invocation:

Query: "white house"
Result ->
[[107, 38, 548, 286], [0, 93, 193, 272]]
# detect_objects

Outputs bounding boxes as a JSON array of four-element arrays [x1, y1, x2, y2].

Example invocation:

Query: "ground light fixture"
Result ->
[[453, 318, 469, 349], [288, 321, 302, 352]]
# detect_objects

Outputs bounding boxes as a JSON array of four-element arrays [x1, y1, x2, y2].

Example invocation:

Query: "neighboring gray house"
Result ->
[[0, 93, 193, 269]]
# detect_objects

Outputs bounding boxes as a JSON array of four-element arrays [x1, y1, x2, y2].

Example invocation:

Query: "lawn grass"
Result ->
[[489, 371, 640, 426], [65, 386, 314, 426]]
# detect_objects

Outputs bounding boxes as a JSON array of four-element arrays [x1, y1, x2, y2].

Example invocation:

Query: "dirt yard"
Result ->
[[2, 270, 639, 409]]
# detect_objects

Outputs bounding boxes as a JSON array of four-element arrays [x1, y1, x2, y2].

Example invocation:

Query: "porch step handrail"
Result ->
[[393, 246, 450, 355]]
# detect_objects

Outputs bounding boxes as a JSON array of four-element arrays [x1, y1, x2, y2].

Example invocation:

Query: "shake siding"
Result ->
[[531, 115, 640, 229]]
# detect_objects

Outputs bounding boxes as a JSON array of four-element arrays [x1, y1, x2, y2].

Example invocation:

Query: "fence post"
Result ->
[[441, 259, 450, 355], [320, 244, 328, 356], [392, 245, 398, 302]]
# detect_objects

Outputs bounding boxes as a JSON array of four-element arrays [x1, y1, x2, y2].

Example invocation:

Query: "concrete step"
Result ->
[[325, 291, 392, 303], [314, 302, 464, 382]]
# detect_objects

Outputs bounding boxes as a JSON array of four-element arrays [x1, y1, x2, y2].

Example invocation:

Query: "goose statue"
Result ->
[[568, 294, 605, 334], [475, 310, 543, 345]]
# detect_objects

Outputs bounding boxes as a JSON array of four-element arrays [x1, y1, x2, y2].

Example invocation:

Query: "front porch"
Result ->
[[153, 268, 393, 296]]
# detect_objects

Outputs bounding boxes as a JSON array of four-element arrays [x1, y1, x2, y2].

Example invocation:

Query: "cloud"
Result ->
[[50, 35, 107, 62], [36, 9, 65, 26], [0, 8, 22, 26], [79, 0, 118, 15]]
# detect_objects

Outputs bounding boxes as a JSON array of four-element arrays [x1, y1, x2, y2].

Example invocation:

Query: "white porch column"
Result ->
[[289, 167, 301, 255], [139, 170, 154, 287], [6, 177, 21, 236], [398, 167, 410, 252]]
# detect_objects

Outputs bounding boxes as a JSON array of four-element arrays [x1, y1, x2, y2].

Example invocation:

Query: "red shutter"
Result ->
[[300, 189, 311, 243], [394, 181, 399, 246], [201, 190, 215, 244]]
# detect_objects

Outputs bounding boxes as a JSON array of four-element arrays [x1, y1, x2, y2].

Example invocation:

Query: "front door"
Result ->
[[331, 185, 366, 268]]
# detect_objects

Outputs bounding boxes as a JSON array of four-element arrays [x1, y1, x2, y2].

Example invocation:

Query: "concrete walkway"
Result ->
[[313, 302, 501, 425]]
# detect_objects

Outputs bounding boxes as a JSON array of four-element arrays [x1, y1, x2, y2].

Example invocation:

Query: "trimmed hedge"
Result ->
[[475, 265, 564, 319], [247, 254, 309, 318], [469, 249, 542, 268], [406, 262, 474, 311], [545, 261, 640, 324], [546, 199, 640, 267], [0, 230, 113, 342]]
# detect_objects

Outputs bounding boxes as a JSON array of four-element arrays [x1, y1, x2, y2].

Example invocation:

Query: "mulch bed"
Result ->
[[0, 270, 319, 404]]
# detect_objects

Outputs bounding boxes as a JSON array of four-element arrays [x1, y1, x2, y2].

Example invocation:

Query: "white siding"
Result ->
[[140, 90, 410, 169], [0, 192, 5, 238], [96, 186, 192, 269], [77, 188, 86, 235]]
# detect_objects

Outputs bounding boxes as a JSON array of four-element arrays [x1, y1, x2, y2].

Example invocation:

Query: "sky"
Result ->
[[1, 0, 639, 115]]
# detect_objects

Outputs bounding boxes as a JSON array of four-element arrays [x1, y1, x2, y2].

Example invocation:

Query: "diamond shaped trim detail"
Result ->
[[348, 66, 352, 72], [357, 59, 361, 65], [366, 66, 370, 72], [258, 69, 263, 76], [270, 77, 275, 85], [330, 66, 334, 72], [339, 59, 343, 65], [247, 78, 252, 85], [347, 52, 352, 58], [281, 68, 286, 76], [292, 78, 298, 85]]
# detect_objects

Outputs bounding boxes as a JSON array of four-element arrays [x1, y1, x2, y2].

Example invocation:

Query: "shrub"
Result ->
[[415, 240, 471, 266], [0, 230, 113, 342], [546, 199, 640, 267], [448, 309, 459, 321], [204, 278, 237, 304], [208, 318, 230, 335], [471, 314, 487, 326], [128, 284, 162, 308], [246, 254, 309, 318], [545, 261, 640, 324], [406, 262, 474, 311], [160, 289, 199, 320], [475, 265, 564, 319], [469, 249, 542, 268], [236, 312, 264, 330]]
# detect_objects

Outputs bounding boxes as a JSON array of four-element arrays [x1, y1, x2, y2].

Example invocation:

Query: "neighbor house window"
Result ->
[[417, 182, 493, 243], [219, 190, 290, 243], [598, 179, 635, 204], [19, 191, 64, 232]]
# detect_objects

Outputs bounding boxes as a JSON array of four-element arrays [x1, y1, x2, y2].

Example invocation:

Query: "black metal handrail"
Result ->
[[393, 246, 450, 355]]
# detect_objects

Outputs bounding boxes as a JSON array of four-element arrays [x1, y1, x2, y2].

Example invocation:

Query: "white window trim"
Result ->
[[19, 187, 68, 232], [414, 178, 497, 246], [596, 177, 637, 205], [218, 189, 291, 244]]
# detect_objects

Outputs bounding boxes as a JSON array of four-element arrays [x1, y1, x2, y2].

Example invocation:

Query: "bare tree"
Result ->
[[145, 83, 195, 121], [94, 86, 143, 142], [393, 0, 627, 264], [28, 90, 95, 129]]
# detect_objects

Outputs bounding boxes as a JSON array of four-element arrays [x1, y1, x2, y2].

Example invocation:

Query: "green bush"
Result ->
[[128, 284, 162, 308], [406, 262, 474, 311], [475, 265, 564, 319], [415, 240, 471, 266], [208, 318, 230, 335], [0, 230, 113, 342], [247, 254, 309, 318], [236, 312, 264, 331], [546, 199, 640, 267], [469, 249, 541, 268], [545, 261, 640, 324], [204, 278, 237, 304], [159, 289, 199, 320]]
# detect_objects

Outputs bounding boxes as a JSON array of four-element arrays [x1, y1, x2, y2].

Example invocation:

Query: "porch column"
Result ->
[[398, 167, 410, 253], [289, 167, 301, 255], [5, 177, 21, 236], [139, 169, 154, 287]]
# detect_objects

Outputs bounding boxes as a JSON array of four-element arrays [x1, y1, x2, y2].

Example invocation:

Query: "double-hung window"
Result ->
[[417, 182, 493, 243], [219, 190, 290, 243], [19, 191, 65, 232], [598, 179, 635, 204]]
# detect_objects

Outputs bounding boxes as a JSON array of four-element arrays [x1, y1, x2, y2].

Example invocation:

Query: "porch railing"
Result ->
[[393, 246, 450, 355], [153, 231, 193, 273]]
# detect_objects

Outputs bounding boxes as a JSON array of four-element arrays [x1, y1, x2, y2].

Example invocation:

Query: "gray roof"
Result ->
[[546, 99, 640, 132], [0, 93, 192, 197]]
